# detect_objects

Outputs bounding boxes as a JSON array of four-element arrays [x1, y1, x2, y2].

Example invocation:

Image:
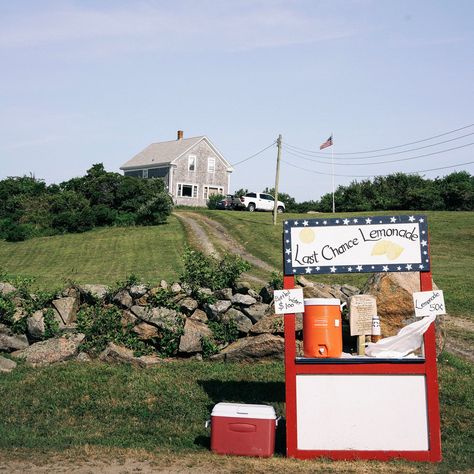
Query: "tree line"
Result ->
[[263, 171, 473, 213], [0, 164, 172, 242]]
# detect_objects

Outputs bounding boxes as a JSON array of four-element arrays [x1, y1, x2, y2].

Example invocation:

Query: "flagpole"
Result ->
[[331, 132, 335, 214]]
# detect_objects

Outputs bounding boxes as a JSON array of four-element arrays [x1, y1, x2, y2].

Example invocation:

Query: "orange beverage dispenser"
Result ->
[[303, 298, 343, 358]]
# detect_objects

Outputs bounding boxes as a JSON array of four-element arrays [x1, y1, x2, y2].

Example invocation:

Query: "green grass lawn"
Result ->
[[0, 355, 472, 472], [0, 215, 187, 289]]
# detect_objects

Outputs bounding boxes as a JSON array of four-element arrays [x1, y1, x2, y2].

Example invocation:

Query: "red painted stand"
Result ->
[[283, 256, 442, 461]]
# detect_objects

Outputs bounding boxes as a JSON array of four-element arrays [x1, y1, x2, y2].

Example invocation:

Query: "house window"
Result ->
[[208, 157, 215, 173], [188, 155, 196, 171], [143, 169, 148, 178], [147, 167, 168, 178], [124, 170, 143, 178], [204, 186, 224, 199], [178, 183, 198, 198]]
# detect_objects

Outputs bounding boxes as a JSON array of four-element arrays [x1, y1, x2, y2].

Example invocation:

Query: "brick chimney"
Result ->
[[177, 130, 183, 140]]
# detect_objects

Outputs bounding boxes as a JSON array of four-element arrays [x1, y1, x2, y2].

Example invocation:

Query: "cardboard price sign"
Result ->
[[413, 290, 446, 317], [274, 289, 305, 314], [349, 294, 377, 336]]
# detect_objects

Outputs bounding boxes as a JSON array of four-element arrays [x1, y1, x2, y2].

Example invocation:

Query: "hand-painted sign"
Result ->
[[274, 289, 305, 314], [283, 215, 430, 275], [413, 290, 446, 317]]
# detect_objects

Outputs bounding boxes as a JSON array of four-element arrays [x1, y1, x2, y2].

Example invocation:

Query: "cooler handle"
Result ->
[[205, 420, 210, 429], [275, 416, 281, 427]]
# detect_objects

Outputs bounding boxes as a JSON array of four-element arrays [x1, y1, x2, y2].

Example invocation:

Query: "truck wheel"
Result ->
[[277, 206, 284, 213], [248, 203, 256, 212]]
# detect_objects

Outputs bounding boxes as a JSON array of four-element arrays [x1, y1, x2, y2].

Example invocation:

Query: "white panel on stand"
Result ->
[[296, 375, 429, 451]]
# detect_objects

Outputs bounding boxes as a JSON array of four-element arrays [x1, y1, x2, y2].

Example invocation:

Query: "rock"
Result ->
[[242, 303, 270, 323], [179, 318, 213, 353], [222, 308, 253, 334], [198, 287, 213, 297], [248, 289, 262, 302], [340, 284, 360, 298], [12, 334, 85, 366], [113, 289, 133, 309], [121, 310, 137, 328], [205, 300, 232, 320], [159, 280, 169, 290], [133, 322, 160, 340], [27, 310, 45, 339], [129, 284, 148, 298], [12, 307, 26, 323], [211, 334, 285, 362], [130, 305, 152, 320], [0, 324, 29, 352], [51, 308, 66, 329], [190, 309, 208, 322], [363, 272, 445, 354], [234, 281, 251, 294], [76, 352, 92, 362], [137, 295, 149, 306], [0, 282, 16, 295], [170, 282, 182, 294], [303, 283, 348, 302], [62, 287, 80, 299], [214, 288, 233, 300], [259, 285, 274, 304], [179, 297, 198, 315], [52, 296, 79, 324], [0, 355, 16, 373], [231, 294, 257, 306], [139, 307, 184, 333], [99, 342, 162, 368], [251, 313, 303, 335], [296, 276, 314, 287], [79, 284, 109, 301]]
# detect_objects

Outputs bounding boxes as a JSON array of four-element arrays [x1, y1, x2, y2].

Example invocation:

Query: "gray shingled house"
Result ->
[[120, 131, 233, 207]]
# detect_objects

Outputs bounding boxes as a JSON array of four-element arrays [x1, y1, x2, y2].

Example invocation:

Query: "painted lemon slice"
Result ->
[[371, 240, 389, 256], [386, 242, 404, 260]]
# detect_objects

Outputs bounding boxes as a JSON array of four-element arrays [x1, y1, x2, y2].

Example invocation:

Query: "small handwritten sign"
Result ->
[[349, 295, 377, 336], [413, 290, 446, 317], [274, 289, 305, 314]]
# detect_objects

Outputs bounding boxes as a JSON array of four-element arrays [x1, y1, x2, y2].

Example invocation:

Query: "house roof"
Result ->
[[120, 136, 233, 171]]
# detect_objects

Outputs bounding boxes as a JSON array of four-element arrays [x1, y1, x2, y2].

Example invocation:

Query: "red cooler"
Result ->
[[209, 403, 277, 457]]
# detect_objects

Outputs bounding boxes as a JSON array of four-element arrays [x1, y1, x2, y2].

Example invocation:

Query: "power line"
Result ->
[[282, 159, 474, 179], [283, 131, 474, 160], [283, 141, 474, 166], [231, 142, 276, 166], [284, 123, 474, 156]]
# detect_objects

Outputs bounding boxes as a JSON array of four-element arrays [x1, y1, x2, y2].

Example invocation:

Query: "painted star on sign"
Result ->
[[365, 218, 372, 224], [357, 265, 363, 272], [306, 267, 312, 274], [285, 229, 288, 234], [409, 216, 415, 222], [285, 248, 291, 255], [330, 266, 336, 273], [353, 218, 358, 223], [421, 240, 427, 247], [383, 266, 389, 272], [303, 220, 309, 226], [419, 264, 424, 269], [294, 221, 299, 226], [348, 267, 353, 272], [323, 220, 327, 225], [343, 219, 350, 225], [397, 266, 402, 271], [287, 259, 291, 263], [316, 266, 320, 271], [406, 264, 412, 270], [286, 239, 290, 244], [335, 220, 340, 224], [419, 218, 424, 223], [390, 217, 397, 223]]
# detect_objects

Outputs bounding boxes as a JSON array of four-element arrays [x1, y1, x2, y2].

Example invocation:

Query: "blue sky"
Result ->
[[0, 0, 473, 201]]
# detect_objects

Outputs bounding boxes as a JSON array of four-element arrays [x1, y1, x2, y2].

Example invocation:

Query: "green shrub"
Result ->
[[148, 288, 179, 311], [43, 308, 60, 339], [0, 295, 16, 325], [180, 247, 251, 292], [206, 194, 225, 210], [268, 271, 283, 290], [157, 326, 184, 357], [201, 319, 239, 358]]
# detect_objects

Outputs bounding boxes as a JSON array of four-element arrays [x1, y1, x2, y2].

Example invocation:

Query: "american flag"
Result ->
[[320, 135, 333, 150]]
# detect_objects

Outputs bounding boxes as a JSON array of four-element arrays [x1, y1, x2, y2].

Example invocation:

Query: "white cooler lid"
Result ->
[[304, 298, 340, 306], [211, 402, 276, 420]]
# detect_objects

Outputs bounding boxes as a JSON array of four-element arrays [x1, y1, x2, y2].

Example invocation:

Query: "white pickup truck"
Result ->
[[238, 192, 285, 213]]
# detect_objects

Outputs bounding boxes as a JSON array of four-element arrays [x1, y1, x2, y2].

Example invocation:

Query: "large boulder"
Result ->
[[222, 308, 253, 334], [133, 322, 160, 340], [129, 284, 148, 299], [113, 290, 133, 309], [179, 318, 213, 353], [242, 303, 270, 323], [78, 284, 109, 302], [0, 324, 29, 352], [99, 342, 163, 368], [205, 300, 232, 320], [133, 306, 184, 334], [231, 294, 257, 307], [363, 272, 445, 353], [211, 334, 285, 362], [0, 355, 16, 373], [190, 309, 208, 322], [52, 296, 79, 325], [179, 297, 198, 315], [11, 334, 84, 366]]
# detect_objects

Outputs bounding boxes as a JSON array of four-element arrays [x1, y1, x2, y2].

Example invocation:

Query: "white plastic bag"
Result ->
[[365, 315, 436, 358]]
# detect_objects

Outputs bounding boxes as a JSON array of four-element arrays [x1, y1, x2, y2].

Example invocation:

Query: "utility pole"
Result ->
[[273, 134, 282, 226]]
